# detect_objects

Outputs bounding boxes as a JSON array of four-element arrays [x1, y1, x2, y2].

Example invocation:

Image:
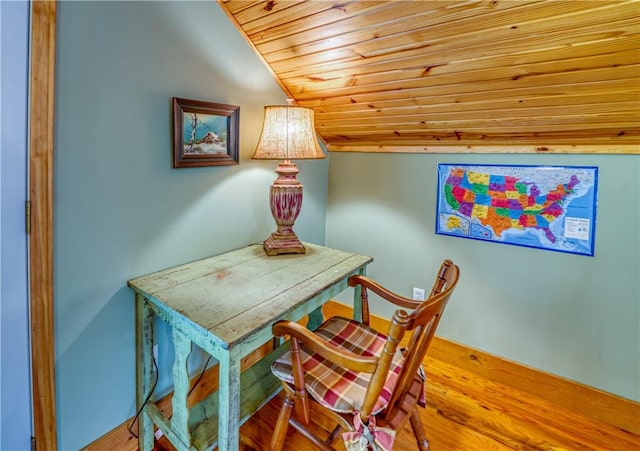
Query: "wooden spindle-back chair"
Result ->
[[269, 259, 460, 450]]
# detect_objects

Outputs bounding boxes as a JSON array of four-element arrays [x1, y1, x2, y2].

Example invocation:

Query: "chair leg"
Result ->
[[270, 394, 295, 451], [409, 408, 430, 451]]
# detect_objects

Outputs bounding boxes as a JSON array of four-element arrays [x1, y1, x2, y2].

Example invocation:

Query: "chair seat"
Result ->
[[271, 316, 405, 415]]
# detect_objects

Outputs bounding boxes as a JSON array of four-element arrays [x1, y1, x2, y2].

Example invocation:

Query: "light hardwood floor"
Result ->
[[153, 349, 639, 450], [233, 357, 638, 450], [144, 300, 638, 450]]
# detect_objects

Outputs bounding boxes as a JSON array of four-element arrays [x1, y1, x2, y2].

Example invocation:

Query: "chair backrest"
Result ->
[[384, 259, 460, 420]]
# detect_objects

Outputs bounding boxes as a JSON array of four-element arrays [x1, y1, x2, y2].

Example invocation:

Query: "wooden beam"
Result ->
[[29, 0, 57, 449]]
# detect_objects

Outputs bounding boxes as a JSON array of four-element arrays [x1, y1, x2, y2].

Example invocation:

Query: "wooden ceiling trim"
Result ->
[[324, 139, 640, 150], [324, 129, 638, 139], [318, 132, 640, 148], [322, 132, 638, 146], [326, 144, 640, 154]]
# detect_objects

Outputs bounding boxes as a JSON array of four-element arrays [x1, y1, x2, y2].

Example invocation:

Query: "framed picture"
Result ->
[[435, 163, 598, 256], [172, 97, 239, 168]]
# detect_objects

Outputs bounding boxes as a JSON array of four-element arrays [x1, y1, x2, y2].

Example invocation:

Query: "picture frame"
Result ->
[[172, 97, 239, 168], [435, 163, 598, 256]]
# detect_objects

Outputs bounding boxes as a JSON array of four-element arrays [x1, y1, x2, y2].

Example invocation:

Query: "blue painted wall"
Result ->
[[54, 1, 327, 448], [1, 1, 33, 449]]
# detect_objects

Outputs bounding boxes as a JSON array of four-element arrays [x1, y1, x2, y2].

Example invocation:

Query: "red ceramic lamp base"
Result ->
[[263, 160, 306, 256]]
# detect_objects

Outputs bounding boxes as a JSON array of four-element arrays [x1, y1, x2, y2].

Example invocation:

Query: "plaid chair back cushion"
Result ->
[[271, 316, 405, 414]]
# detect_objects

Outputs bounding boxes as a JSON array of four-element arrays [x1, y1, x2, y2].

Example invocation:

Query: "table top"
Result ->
[[128, 243, 372, 347]]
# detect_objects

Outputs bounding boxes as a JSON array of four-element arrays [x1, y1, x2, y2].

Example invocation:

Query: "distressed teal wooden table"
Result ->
[[128, 243, 372, 451]]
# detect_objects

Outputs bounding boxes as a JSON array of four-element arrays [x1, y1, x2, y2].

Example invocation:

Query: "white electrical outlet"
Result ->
[[413, 287, 426, 301]]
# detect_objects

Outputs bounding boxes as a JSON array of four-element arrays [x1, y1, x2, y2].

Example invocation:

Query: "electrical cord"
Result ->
[[128, 351, 213, 439], [188, 355, 212, 397], [167, 355, 213, 420], [128, 352, 159, 439]]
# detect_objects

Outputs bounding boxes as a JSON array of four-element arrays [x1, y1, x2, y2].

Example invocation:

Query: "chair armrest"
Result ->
[[273, 320, 378, 374], [349, 275, 421, 310]]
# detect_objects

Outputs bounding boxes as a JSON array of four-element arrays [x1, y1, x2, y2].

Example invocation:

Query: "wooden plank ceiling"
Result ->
[[218, 0, 640, 153]]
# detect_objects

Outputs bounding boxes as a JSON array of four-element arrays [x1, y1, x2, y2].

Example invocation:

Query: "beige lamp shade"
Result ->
[[253, 103, 324, 256], [252, 105, 325, 160]]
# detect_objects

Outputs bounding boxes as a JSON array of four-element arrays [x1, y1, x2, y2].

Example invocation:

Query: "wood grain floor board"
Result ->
[[86, 302, 638, 451], [233, 362, 638, 451], [424, 357, 638, 450], [153, 353, 639, 450], [139, 303, 639, 451]]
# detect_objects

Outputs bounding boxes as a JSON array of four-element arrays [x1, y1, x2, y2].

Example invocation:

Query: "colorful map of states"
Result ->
[[444, 168, 580, 243]]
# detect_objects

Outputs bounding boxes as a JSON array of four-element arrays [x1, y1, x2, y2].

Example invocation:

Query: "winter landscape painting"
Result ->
[[183, 112, 228, 155], [172, 97, 239, 168]]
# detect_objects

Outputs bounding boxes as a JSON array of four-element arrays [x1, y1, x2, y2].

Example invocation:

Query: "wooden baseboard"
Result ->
[[83, 301, 639, 449]]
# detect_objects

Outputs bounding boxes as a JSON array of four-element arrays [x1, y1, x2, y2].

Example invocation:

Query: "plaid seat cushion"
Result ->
[[271, 316, 405, 415]]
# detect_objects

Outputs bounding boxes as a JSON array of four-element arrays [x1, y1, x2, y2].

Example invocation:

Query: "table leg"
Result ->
[[307, 307, 324, 330], [135, 294, 154, 451], [352, 284, 364, 322], [171, 328, 192, 446], [217, 350, 241, 450], [352, 267, 367, 322]]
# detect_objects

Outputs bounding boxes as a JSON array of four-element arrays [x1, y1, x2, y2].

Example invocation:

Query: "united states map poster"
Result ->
[[436, 164, 598, 256]]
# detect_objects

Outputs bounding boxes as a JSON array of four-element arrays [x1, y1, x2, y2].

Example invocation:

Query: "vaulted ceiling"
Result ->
[[218, 0, 640, 153]]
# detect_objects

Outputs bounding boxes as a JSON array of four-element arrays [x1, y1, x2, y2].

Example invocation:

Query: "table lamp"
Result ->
[[252, 100, 326, 256]]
